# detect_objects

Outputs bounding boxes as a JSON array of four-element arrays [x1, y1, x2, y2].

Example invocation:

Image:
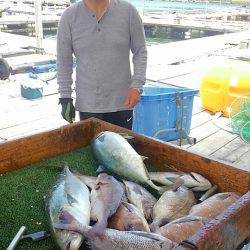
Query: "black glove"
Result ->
[[59, 98, 75, 123]]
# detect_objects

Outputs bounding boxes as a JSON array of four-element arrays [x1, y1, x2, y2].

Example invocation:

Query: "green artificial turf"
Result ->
[[0, 146, 98, 250], [0, 146, 157, 250]]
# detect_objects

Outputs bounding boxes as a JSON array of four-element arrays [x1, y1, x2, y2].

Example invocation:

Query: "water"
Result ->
[[127, 0, 245, 11], [7, 0, 249, 44]]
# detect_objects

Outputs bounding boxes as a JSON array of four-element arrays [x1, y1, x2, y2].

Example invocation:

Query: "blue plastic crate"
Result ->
[[133, 86, 199, 141]]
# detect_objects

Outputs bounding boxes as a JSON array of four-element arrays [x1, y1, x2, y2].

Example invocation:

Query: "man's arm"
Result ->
[[129, 6, 147, 90], [57, 11, 74, 98]]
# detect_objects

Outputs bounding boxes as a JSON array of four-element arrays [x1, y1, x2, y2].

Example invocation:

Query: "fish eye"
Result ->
[[93, 132, 105, 142], [127, 224, 134, 230], [97, 133, 105, 142]]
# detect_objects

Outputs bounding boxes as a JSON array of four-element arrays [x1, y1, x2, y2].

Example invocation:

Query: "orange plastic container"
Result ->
[[200, 59, 250, 117]]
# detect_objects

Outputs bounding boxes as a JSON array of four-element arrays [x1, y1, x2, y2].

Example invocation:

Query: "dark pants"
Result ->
[[79, 110, 133, 130]]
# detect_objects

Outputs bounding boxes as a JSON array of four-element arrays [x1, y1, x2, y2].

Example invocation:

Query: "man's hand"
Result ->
[[125, 88, 141, 109], [59, 98, 75, 123]]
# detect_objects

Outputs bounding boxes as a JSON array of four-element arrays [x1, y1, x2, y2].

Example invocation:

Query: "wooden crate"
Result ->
[[0, 118, 249, 250]]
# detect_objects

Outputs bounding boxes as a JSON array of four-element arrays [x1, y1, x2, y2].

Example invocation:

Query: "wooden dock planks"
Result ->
[[211, 137, 250, 163]]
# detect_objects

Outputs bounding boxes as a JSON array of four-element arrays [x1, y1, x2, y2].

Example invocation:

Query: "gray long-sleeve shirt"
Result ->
[[57, 0, 147, 113]]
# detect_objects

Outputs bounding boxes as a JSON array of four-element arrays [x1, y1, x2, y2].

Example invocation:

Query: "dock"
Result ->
[[1, 7, 250, 36], [0, 28, 249, 169], [143, 16, 250, 33]]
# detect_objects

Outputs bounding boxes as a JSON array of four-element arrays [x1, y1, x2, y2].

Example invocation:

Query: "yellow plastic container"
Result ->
[[200, 59, 250, 117]]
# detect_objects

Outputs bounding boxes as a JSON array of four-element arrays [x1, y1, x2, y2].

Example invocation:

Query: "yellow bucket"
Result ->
[[200, 59, 250, 117]]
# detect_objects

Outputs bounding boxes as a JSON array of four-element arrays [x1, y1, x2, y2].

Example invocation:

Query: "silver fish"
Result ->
[[151, 184, 196, 231], [90, 173, 124, 237], [75, 174, 97, 190], [123, 180, 157, 221], [53, 219, 177, 250], [47, 166, 90, 250], [92, 131, 166, 194], [149, 172, 212, 191]]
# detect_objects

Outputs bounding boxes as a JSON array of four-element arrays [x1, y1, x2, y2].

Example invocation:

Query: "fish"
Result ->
[[150, 183, 196, 231], [148, 172, 181, 186], [53, 216, 177, 250], [187, 172, 212, 192], [76, 173, 128, 202], [149, 172, 212, 192], [75, 173, 97, 190], [108, 202, 150, 232], [155, 216, 209, 244], [46, 166, 90, 250], [189, 192, 240, 220], [89, 173, 124, 237], [123, 180, 157, 221], [92, 131, 166, 194]]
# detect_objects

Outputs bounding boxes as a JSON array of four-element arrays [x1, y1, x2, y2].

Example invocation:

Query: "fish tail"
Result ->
[[147, 180, 162, 192], [148, 180, 171, 194], [87, 220, 107, 239]]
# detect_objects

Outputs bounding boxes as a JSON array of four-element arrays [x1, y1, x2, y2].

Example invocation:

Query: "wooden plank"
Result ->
[[156, 63, 205, 90], [211, 137, 250, 164], [189, 130, 238, 156], [182, 191, 250, 250], [234, 149, 250, 169], [0, 94, 62, 130], [0, 115, 67, 140], [170, 121, 219, 149], [191, 111, 212, 129], [192, 96, 204, 115], [187, 120, 220, 146], [92, 119, 250, 194]]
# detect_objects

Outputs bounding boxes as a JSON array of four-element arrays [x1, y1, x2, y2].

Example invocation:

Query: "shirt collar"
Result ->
[[82, 0, 115, 12]]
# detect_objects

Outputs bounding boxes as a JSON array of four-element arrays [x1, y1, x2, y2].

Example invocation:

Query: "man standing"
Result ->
[[57, 0, 147, 129]]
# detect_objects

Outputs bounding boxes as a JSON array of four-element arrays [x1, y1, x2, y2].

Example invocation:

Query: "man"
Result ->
[[57, 0, 147, 129]]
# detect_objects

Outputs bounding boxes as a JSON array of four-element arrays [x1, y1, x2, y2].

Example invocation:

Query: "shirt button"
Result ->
[[92, 14, 95, 17], [98, 28, 101, 32]]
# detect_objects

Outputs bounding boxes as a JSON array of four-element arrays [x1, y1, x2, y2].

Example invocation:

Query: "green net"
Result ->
[[229, 95, 250, 143]]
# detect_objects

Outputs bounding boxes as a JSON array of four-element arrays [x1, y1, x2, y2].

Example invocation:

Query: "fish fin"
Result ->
[[118, 133, 134, 140], [150, 218, 169, 232], [59, 210, 76, 224], [164, 164, 186, 174], [198, 185, 218, 202], [122, 202, 134, 213], [96, 165, 106, 174], [53, 221, 87, 235], [172, 216, 202, 224], [172, 178, 185, 192], [87, 220, 107, 239], [190, 172, 212, 191], [165, 176, 177, 184], [140, 155, 149, 161], [128, 231, 167, 242], [67, 193, 78, 206]]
